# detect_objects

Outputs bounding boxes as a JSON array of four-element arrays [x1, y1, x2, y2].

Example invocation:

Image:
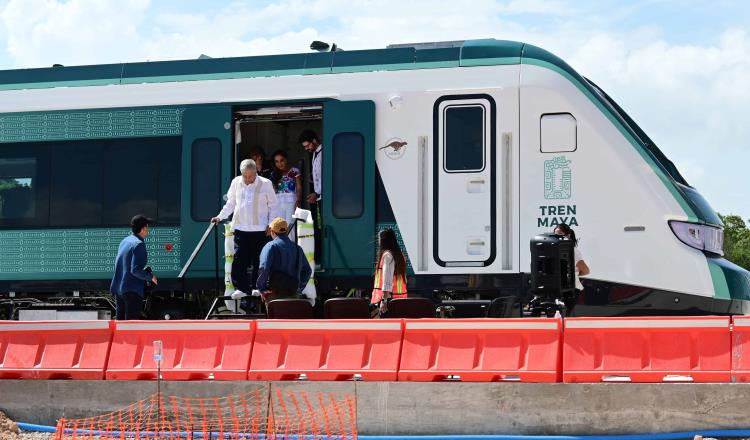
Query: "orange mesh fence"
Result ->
[[53, 389, 356, 440]]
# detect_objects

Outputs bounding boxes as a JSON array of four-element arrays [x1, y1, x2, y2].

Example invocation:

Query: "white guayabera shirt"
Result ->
[[217, 175, 279, 232]]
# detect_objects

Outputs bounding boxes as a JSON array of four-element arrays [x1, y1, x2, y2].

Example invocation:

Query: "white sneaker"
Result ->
[[251, 289, 262, 297], [231, 290, 247, 300]]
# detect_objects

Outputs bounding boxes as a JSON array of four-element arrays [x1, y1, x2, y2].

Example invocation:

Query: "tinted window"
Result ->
[[103, 141, 158, 225], [444, 105, 485, 172], [50, 143, 103, 226], [191, 138, 221, 221], [332, 132, 364, 218], [156, 140, 182, 223], [0, 158, 37, 220], [0, 137, 181, 228], [0, 144, 50, 227]]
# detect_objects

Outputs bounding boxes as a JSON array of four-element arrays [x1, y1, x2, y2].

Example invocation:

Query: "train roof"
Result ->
[[0, 39, 576, 91]]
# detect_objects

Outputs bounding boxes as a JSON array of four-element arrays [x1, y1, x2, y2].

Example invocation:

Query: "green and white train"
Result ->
[[0, 39, 748, 319]]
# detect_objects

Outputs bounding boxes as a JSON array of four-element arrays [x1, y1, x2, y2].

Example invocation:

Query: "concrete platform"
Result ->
[[1, 381, 749, 435]]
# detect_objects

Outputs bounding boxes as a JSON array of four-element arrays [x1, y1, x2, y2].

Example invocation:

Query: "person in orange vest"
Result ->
[[371, 228, 408, 316]]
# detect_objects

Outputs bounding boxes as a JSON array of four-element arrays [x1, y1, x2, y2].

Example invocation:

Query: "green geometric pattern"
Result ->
[[0, 107, 184, 143], [376, 222, 413, 274], [0, 227, 181, 278], [544, 156, 572, 200]]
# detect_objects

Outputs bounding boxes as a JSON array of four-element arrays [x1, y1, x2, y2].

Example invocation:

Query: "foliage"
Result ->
[[720, 213, 750, 270], [0, 178, 25, 191]]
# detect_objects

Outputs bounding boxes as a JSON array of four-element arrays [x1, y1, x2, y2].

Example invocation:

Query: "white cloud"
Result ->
[[1, 0, 151, 67], [560, 27, 750, 158], [502, 0, 569, 15], [0, 0, 569, 64]]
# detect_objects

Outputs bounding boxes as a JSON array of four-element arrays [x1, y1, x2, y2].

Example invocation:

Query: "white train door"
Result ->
[[433, 94, 496, 267]]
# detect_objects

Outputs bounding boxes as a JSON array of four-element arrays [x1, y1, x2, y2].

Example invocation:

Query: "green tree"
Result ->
[[719, 213, 750, 270], [0, 178, 24, 191]]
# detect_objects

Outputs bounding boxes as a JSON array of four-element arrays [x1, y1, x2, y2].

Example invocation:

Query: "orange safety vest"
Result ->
[[372, 252, 407, 304]]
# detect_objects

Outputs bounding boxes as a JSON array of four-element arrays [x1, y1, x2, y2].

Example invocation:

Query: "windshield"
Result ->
[[583, 77, 690, 187]]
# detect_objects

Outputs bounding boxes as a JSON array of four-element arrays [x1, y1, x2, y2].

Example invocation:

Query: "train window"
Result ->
[[50, 144, 104, 226], [103, 141, 159, 225], [191, 138, 221, 221], [1, 137, 180, 228], [332, 132, 364, 218], [156, 139, 182, 224], [0, 158, 37, 220], [541, 113, 577, 153], [443, 105, 485, 172]]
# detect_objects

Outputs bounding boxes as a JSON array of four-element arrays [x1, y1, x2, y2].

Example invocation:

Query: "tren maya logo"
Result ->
[[544, 156, 572, 200], [380, 138, 408, 160], [539, 156, 578, 227]]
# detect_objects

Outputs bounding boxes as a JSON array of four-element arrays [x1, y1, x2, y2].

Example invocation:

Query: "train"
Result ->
[[0, 38, 748, 319]]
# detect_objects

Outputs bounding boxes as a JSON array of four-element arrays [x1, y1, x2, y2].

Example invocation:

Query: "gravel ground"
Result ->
[[0, 411, 19, 440], [1, 410, 52, 440], [17, 434, 52, 440]]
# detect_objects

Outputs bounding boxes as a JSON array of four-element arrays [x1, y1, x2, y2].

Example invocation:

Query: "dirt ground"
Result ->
[[0, 411, 19, 440], [0, 411, 52, 440]]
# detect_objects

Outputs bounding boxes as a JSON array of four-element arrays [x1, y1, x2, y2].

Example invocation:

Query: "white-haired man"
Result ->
[[212, 158, 279, 297]]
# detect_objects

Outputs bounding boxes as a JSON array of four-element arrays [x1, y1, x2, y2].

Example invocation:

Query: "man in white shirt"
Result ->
[[212, 159, 279, 297], [299, 129, 322, 263]]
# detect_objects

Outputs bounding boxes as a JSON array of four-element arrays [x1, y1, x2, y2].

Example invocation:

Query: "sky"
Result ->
[[0, 0, 748, 221]]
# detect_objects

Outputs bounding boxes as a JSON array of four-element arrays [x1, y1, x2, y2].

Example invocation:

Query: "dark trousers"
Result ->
[[233, 230, 269, 293], [115, 292, 144, 320], [263, 288, 298, 304]]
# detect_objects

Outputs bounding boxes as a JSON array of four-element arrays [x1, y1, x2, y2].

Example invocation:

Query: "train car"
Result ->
[[0, 39, 748, 319]]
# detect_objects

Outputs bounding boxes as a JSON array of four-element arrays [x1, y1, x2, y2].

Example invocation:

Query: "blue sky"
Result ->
[[0, 0, 748, 221]]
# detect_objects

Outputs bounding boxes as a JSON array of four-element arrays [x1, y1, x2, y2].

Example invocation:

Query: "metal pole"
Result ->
[[214, 223, 221, 296], [177, 222, 217, 279], [153, 340, 163, 438], [293, 219, 299, 246]]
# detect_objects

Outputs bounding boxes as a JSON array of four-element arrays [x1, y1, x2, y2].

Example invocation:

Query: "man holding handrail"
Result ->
[[212, 159, 279, 300]]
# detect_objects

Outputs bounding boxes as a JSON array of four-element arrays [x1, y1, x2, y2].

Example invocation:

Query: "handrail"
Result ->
[[178, 222, 219, 279]]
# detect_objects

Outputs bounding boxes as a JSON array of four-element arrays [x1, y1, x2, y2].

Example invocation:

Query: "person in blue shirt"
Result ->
[[110, 215, 158, 320], [257, 217, 312, 303]]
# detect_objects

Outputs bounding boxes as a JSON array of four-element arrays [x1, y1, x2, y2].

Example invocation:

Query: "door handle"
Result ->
[[467, 177, 486, 193], [468, 240, 486, 246]]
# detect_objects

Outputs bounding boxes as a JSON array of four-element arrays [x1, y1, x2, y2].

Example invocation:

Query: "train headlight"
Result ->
[[669, 221, 724, 256]]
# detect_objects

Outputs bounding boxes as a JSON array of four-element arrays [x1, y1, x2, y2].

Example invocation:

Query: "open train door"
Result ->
[[180, 106, 233, 281], [322, 100, 376, 274]]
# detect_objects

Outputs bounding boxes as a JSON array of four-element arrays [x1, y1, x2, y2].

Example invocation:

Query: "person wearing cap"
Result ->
[[212, 158, 279, 298], [256, 217, 312, 303], [110, 215, 158, 320]]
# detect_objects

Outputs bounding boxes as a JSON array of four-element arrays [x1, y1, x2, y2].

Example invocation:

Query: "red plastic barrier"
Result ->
[[398, 318, 562, 382], [0, 320, 112, 380], [732, 316, 750, 382], [249, 320, 403, 381], [563, 316, 731, 383], [106, 320, 254, 380]]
